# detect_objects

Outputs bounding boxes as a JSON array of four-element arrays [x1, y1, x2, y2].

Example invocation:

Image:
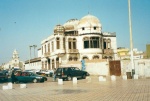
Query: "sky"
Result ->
[[0, 0, 150, 65]]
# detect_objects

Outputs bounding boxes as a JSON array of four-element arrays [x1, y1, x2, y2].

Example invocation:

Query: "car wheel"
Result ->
[[82, 74, 86, 79], [33, 79, 37, 83], [67, 76, 72, 81]]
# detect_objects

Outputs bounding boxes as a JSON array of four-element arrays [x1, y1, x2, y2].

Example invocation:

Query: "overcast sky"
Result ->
[[0, 0, 150, 65]]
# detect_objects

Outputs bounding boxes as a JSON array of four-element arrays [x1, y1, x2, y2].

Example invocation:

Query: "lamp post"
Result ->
[[128, 0, 135, 78], [29, 45, 33, 67], [33, 45, 37, 58]]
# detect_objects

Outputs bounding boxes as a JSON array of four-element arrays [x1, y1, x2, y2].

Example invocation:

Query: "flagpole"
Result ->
[[128, 0, 135, 78]]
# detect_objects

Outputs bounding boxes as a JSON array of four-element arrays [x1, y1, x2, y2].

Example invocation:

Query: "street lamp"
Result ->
[[29, 45, 33, 66], [33, 45, 37, 58], [128, 0, 135, 78]]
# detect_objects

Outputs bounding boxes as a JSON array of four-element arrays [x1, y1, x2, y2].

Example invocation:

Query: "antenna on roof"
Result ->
[[88, 5, 90, 14]]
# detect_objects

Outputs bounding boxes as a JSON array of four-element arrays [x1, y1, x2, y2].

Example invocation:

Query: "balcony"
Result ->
[[68, 49, 79, 53], [44, 52, 50, 57], [103, 49, 113, 54]]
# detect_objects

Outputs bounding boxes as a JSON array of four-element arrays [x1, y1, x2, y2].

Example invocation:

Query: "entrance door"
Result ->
[[109, 60, 121, 76]]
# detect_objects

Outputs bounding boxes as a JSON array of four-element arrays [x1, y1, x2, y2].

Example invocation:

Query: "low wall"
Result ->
[[61, 59, 109, 76]]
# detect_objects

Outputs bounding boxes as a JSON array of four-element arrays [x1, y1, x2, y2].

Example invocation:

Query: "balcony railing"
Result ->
[[44, 52, 50, 57], [68, 49, 78, 53], [103, 49, 113, 54]]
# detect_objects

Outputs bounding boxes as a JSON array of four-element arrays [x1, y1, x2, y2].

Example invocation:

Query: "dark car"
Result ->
[[55, 67, 90, 81], [15, 72, 47, 83], [0, 70, 8, 81]]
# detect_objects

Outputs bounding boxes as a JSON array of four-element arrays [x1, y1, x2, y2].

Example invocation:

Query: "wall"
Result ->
[[61, 59, 109, 76], [121, 59, 150, 77]]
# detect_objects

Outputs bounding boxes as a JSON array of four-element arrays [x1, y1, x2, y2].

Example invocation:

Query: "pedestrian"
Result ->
[[11, 71, 16, 84], [53, 68, 56, 81]]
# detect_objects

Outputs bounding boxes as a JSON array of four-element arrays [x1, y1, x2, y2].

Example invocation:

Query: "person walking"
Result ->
[[53, 68, 56, 81], [11, 71, 16, 84]]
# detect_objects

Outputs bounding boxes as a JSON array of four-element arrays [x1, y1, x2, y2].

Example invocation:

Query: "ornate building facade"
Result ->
[[41, 14, 118, 70], [2, 49, 24, 70]]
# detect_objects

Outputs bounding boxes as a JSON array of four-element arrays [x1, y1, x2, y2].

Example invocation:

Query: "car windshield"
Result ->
[[30, 72, 39, 76], [74, 67, 80, 70], [21, 72, 39, 76]]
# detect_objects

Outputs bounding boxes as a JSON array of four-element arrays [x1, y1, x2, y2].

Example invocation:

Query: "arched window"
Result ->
[[83, 37, 100, 49], [68, 38, 77, 49], [107, 39, 111, 49], [83, 37, 90, 48], [56, 37, 60, 49], [48, 43, 50, 52], [69, 57, 72, 61], [51, 41, 54, 52], [93, 55, 99, 59], [103, 39, 107, 49], [90, 37, 100, 48], [83, 56, 88, 60], [74, 57, 78, 61]]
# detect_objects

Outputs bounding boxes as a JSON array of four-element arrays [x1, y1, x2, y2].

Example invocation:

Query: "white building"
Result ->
[[41, 14, 118, 72], [2, 49, 24, 70], [24, 48, 42, 70]]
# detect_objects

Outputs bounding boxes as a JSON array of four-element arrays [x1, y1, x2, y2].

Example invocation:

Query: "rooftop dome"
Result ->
[[54, 24, 65, 34], [63, 19, 79, 31], [78, 14, 101, 28]]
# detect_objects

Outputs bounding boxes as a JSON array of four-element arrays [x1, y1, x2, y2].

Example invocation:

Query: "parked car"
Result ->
[[15, 72, 47, 83], [55, 67, 90, 81], [0, 70, 8, 81], [41, 70, 54, 77]]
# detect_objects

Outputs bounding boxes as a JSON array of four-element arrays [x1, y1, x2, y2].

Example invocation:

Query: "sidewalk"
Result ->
[[0, 76, 150, 101]]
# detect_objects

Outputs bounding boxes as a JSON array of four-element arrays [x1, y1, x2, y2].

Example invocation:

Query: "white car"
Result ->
[[40, 70, 54, 77]]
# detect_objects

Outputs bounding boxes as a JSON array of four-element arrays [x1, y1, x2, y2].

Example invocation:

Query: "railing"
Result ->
[[68, 49, 78, 53], [103, 49, 113, 54], [44, 52, 50, 57]]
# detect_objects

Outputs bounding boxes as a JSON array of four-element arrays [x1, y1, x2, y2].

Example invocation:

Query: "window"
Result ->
[[108, 39, 111, 49], [94, 26, 96, 30], [82, 27, 85, 30], [56, 37, 60, 49], [73, 38, 76, 49], [74, 57, 78, 61], [48, 43, 50, 52], [45, 61, 47, 69], [83, 56, 88, 60], [93, 55, 99, 59], [45, 44, 46, 53], [103, 39, 107, 49], [84, 37, 100, 49], [51, 41, 54, 52], [90, 37, 100, 48], [68, 41, 71, 49], [103, 39, 111, 49], [63, 38, 65, 49], [69, 57, 72, 61], [84, 37, 89, 48], [68, 38, 77, 50]]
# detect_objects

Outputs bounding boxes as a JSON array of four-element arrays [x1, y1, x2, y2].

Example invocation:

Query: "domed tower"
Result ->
[[54, 24, 65, 35], [12, 49, 19, 67], [78, 14, 102, 35], [64, 19, 79, 31]]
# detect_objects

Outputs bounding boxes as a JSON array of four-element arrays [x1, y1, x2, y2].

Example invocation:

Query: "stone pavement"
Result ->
[[0, 76, 150, 101]]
